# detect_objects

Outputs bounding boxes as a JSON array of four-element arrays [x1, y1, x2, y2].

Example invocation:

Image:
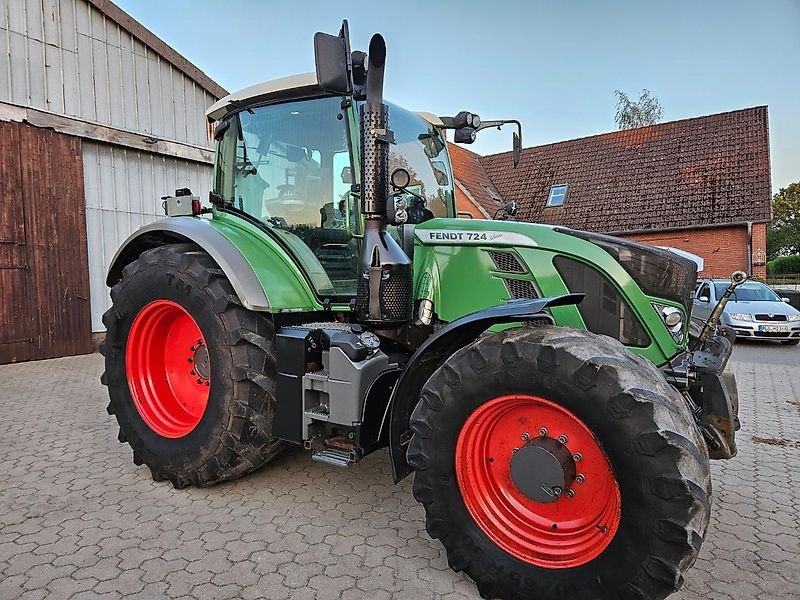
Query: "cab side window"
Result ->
[[696, 283, 711, 301], [388, 103, 454, 219]]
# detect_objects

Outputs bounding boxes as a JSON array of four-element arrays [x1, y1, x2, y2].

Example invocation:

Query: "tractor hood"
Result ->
[[411, 218, 697, 367]]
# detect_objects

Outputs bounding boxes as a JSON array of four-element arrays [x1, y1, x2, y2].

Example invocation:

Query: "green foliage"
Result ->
[[767, 255, 800, 275], [614, 89, 663, 130], [767, 183, 800, 260]]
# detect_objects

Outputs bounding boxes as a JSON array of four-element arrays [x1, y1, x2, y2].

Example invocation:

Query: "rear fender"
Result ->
[[106, 217, 271, 311], [387, 294, 583, 482]]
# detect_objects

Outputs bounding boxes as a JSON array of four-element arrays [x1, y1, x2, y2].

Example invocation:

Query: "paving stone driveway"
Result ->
[[1, 342, 798, 600]]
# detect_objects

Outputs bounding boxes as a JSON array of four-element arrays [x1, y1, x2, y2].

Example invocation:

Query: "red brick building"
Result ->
[[452, 106, 772, 278]]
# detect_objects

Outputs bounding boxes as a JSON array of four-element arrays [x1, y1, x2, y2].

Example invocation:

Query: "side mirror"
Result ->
[[314, 22, 352, 95], [783, 297, 791, 304], [512, 131, 522, 167], [390, 167, 411, 190], [699, 296, 710, 303]]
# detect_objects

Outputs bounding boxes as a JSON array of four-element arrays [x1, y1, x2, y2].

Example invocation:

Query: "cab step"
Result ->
[[312, 447, 355, 467]]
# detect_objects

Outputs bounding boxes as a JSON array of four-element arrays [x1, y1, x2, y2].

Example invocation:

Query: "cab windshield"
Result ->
[[214, 96, 357, 297]]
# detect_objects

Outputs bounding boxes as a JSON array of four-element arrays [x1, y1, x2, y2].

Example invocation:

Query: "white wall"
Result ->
[[0, 0, 217, 147], [83, 141, 212, 331]]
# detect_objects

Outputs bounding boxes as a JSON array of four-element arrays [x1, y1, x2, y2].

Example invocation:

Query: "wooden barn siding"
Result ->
[[82, 140, 212, 331], [0, 0, 217, 148], [0, 121, 92, 364]]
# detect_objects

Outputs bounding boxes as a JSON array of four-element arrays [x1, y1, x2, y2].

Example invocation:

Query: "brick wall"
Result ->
[[622, 225, 756, 279], [455, 186, 488, 218]]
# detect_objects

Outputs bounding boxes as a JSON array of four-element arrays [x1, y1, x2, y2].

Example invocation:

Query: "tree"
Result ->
[[614, 89, 663, 130], [767, 182, 800, 260]]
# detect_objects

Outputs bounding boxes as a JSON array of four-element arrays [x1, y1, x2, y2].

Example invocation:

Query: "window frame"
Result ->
[[546, 184, 568, 207], [212, 92, 361, 302]]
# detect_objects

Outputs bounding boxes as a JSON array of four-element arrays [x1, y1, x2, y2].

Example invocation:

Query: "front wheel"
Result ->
[[408, 326, 711, 600], [101, 244, 284, 488]]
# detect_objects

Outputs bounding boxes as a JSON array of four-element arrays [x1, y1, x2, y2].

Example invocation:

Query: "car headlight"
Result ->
[[652, 303, 684, 342], [729, 312, 753, 322], [789, 314, 800, 322]]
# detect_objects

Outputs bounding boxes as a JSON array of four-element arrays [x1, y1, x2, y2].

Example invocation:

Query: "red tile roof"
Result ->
[[475, 106, 771, 233], [447, 142, 503, 218]]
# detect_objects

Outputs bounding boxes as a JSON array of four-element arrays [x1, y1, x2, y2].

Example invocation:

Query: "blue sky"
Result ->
[[116, 0, 799, 191]]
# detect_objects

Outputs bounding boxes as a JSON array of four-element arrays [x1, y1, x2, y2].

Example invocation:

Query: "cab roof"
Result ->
[[206, 73, 321, 122], [206, 72, 442, 127]]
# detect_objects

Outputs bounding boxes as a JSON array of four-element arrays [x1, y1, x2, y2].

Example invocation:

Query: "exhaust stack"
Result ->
[[354, 35, 413, 325]]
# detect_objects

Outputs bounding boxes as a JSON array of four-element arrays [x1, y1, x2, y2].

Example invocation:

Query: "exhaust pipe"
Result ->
[[354, 35, 413, 325]]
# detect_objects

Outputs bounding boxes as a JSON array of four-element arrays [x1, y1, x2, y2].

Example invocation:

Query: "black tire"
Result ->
[[781, 339, 799, 346], [408, 326, 711, 600], [100, 243, 284, 488]]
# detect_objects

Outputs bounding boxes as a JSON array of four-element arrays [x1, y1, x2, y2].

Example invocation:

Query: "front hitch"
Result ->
[[687, 271, 747, 459]]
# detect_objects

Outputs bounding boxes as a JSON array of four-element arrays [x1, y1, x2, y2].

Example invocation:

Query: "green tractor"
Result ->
[[102, 22, 741, 600]]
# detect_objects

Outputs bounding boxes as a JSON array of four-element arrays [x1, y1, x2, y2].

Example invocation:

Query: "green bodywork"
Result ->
[[204, 207, 685, 366]]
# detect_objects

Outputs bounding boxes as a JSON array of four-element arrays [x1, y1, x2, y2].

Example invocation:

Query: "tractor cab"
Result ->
[[207, 83, 455, 298]]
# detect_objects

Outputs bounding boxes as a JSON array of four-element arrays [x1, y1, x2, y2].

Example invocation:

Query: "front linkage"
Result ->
[[666, 272, 747, 459]]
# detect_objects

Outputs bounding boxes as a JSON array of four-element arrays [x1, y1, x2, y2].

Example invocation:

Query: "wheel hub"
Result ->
[[193, 344, 210, 380], [510, 437, 576, 503], [125, 300, 211, 438]]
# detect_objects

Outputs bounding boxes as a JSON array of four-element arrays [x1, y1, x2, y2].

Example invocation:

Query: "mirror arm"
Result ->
[[476, 119, 522, 141], [475, 119, 523, 167]]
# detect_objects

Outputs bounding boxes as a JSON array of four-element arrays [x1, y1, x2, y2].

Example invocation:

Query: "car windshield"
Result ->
[[714, 282, 781, 302]]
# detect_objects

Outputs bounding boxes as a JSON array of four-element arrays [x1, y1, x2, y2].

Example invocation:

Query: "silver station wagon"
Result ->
[[693, 279, 800, 345]]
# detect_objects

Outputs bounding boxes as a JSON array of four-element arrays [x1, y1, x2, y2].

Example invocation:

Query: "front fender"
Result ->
[[107, 217, 271, 311], [388, 294, 583, 482]]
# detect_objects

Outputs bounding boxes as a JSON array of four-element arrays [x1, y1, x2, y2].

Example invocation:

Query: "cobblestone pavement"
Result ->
[[1, 342, 798, 600]]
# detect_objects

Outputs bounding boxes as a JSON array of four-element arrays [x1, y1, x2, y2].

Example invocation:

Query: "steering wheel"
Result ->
[[277, 184, 295, 197]]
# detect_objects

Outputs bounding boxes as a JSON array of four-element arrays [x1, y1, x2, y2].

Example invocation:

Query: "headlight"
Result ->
[[789, 314, 800, 322], [729, 313, 753, 322], [653, 303, 684, 342]]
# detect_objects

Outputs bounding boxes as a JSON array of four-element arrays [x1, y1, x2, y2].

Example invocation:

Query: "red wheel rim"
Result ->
[[126, 300, 211, 438], [455, 394, 621, 568]]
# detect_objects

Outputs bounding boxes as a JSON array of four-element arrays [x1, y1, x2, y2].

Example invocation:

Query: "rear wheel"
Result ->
[[101, 243, 284, 487], [408, 326, 710, 600]]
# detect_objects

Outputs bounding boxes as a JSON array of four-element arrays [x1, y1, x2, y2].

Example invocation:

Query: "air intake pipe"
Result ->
[[354, 35, 413, 325]]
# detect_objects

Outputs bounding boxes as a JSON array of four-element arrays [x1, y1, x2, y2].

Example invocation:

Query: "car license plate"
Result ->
[[759, 325, 788, 333]]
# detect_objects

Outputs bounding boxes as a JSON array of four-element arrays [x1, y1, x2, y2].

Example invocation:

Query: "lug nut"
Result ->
[[575, 474, 585, 484], [512, 448, 519, 454], [521, 432, 530, 442], [538, 427, 548, 437], [558, 434, 568, 444], [565, 489, 575, 499], [552, 486, 563, 497], [573, 453, 582, 462]]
